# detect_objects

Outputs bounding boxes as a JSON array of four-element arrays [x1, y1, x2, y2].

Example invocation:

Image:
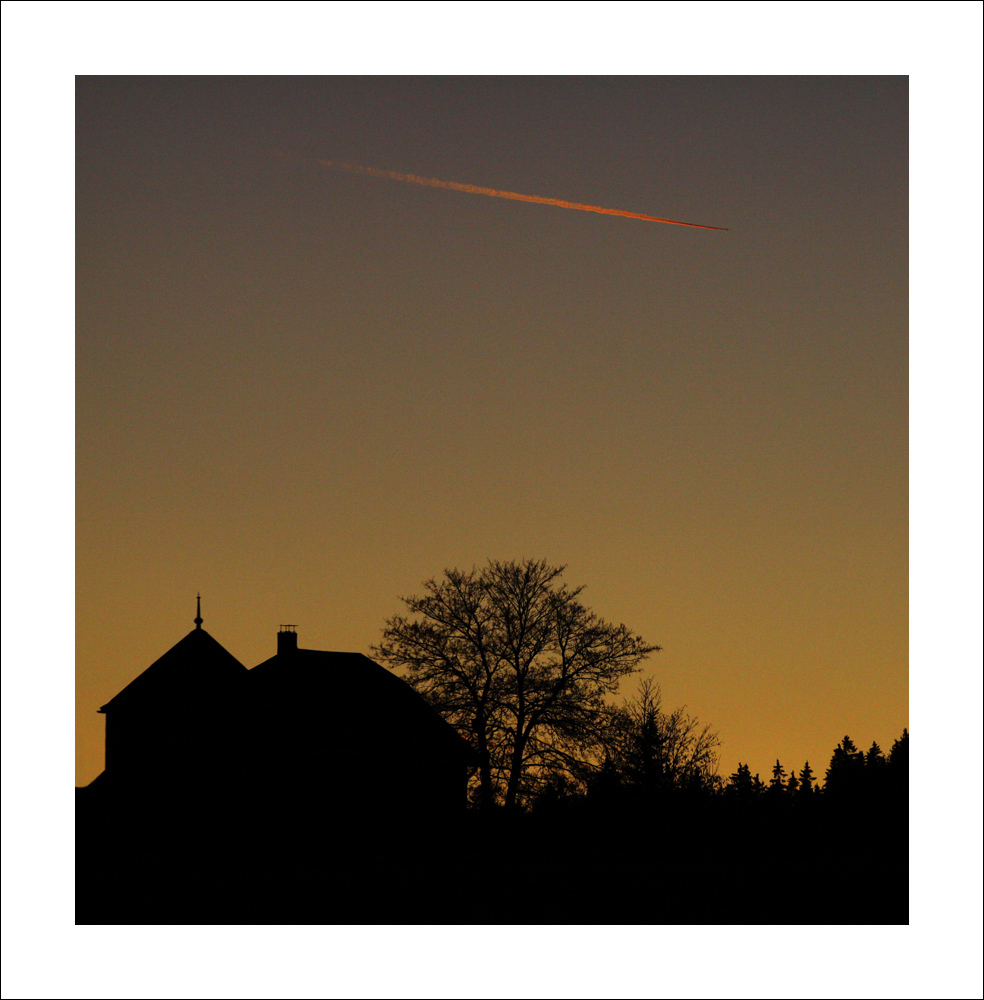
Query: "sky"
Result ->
[[2, 3, 982, 998], [74, 73, 908, 787]]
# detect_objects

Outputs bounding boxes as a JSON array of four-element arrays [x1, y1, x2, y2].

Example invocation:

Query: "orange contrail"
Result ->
[[310, 158, 729, 231]]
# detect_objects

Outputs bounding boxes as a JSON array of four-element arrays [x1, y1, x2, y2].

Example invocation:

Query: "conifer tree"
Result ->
[[797, 762, 815, 797], [889, 729, 909, 769], [768, 759, 787, 796], [727, 762, 754, 800], [865, 741, 886, 769], [888, 728, 909, 798], [825, 735, 865, 797]]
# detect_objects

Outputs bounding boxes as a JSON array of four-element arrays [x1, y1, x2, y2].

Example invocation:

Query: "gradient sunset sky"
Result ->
[[73, 73, 910, 787], [72, 71, 915, 795]]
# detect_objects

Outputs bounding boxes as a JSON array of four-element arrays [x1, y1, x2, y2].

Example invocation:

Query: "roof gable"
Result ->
[[248, 649, 478, 761], [100, 627, 247, 714]]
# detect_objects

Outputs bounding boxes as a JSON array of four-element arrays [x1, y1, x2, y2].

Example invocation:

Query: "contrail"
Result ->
[[305, 157, 729, 231]]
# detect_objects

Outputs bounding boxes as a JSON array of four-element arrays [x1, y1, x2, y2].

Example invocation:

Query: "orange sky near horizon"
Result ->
[[75, 75, 908, 788]]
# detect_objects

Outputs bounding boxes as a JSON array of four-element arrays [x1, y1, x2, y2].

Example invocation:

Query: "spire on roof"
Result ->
[[194, 593, 203, 629]]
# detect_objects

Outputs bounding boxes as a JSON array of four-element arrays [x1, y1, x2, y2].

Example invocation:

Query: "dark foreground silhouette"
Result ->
[[77, 608, 906, 924], [77, 783, 906, 924]]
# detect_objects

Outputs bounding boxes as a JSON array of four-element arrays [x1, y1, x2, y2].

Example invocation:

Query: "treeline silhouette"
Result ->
[[536, 728, 909, 812], [77, 564, 905, 924], [77, 727, 907, 924], [723, 731, 909, 809]]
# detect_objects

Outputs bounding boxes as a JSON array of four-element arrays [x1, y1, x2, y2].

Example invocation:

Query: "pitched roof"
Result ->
[[248, 648, 479, 762], [99, 627, 248, 714]]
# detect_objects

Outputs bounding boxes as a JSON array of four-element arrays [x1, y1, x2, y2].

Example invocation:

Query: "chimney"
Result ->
[[277, 625, 297, 655]]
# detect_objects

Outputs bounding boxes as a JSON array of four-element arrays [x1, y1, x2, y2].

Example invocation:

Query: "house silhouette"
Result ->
[[88, 599, 478, 821]]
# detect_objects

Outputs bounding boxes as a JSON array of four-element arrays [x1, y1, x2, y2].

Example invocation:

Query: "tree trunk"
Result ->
[[474, 708, 495, 810], [504, 735, 526, 811]]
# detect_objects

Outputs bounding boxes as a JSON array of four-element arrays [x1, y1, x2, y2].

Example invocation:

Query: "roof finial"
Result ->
[[194, 593, 203, 629]]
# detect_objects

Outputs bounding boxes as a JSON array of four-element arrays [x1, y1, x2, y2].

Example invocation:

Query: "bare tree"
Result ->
[[372, 559, 659, 809], [605, 678, 721, 794]]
